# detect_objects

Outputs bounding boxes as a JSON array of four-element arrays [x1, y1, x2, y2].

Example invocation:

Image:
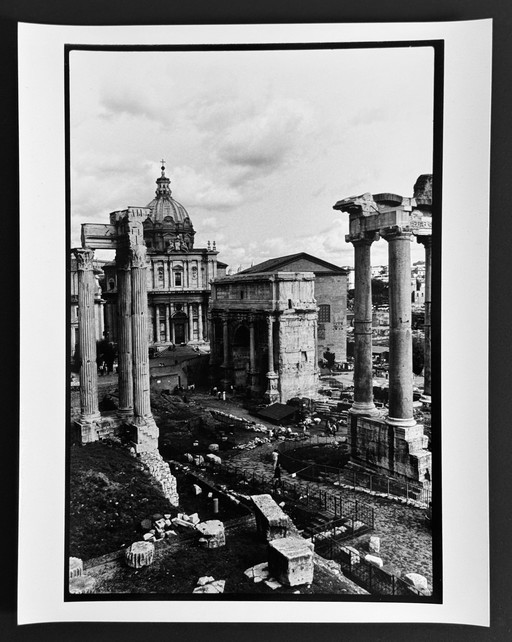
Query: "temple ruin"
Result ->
[[333, 175, 432, 482]]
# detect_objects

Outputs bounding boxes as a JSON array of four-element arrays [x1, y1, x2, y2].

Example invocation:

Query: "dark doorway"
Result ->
[[174, 323, 185, 344]]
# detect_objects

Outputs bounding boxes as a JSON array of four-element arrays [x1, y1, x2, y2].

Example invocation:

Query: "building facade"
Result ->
[[238, 253, 348, 364], [209, 271, 318, 403], [101, 165, 225, 345]]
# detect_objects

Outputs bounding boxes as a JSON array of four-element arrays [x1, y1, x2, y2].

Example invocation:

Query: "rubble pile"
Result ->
[[139, 451, 179, 506]]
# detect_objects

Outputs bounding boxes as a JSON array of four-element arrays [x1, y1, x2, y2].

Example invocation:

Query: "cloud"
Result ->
[[216, 99, 314, 178]]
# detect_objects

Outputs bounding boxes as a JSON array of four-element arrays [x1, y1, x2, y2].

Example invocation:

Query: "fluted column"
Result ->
[[418, 236, 432, 399], [382, 227, 416, 427], [351, 235, 378, 415], [116, 249, 133, 415], [198, 303, 203, 341], [130, 245, 152, 420], [165, 304, 170, 343], [74, 248, 100, 421]]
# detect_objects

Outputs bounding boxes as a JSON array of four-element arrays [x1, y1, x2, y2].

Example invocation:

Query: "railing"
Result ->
[[314, 537, 426, 597], [276, 435, 432, 506], [205, 458, 374, 532]]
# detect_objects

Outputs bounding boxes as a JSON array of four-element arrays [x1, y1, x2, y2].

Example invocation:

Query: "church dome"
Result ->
[[146, 163, 192, 226]]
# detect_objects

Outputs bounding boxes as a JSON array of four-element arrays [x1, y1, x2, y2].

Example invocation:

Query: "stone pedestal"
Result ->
[[268, 537, 314, 587], [125, 541, 155, 568], [69, 575, 97, 594], [252, 494, 292, 542], [264, 372, 279, 404], [69, 557, 83, 579], [196, 520, 226, 549]]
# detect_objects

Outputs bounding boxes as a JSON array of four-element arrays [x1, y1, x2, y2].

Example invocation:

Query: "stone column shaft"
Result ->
[[74, 248, 100, 420], [155, 304, 161, 343], [165, 304, 170, 343], [116, 252, 133, 414], [131, 245, 152, 419], [198, 303, 203, 341], [267, 315, 275, 373], [249, 318, 256, 372], [188, 303, 194, 341], [222, 316, 229, 367], [384, 229, 415, 426], [351, 237, 377, 415], [419, 236, 432, 398]]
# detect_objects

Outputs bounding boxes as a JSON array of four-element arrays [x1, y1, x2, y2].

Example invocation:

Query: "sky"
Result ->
[[70, 46, 434, 270]]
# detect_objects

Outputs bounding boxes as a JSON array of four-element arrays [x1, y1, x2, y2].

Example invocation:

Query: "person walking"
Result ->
[[272, 461, 282, 492]]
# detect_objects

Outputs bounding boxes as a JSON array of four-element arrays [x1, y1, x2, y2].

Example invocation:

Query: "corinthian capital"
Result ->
[[73, 248, 95, 271], [129, 244, 147, 268]]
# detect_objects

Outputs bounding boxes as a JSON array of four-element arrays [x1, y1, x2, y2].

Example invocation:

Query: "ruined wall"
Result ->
[[277, 313, 318, 401], [314, 274, 347, 362], [349, 415, 431, 483]]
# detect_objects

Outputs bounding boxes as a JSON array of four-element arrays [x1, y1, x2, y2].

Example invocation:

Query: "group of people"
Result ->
[[210, 384, 235, 401]]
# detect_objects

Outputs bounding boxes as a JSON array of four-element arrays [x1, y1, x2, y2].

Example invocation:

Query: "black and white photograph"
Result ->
[[17, 20, 491, 627], [67, 43, 437, 600]]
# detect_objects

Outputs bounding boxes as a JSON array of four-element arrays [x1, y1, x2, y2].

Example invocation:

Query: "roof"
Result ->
[[238, 252, 348, 276], [256, 403, 297, 424]]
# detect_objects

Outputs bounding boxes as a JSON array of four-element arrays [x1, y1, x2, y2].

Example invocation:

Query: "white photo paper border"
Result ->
[[18, 20, 491, 625]]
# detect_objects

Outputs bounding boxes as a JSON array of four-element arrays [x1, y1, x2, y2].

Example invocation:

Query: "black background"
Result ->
[[1, 2, 509, 641]]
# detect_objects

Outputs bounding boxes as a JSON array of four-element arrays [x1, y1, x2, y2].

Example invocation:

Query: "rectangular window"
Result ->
[[175, 272, 182, 286], [318, 304, 331, 323]]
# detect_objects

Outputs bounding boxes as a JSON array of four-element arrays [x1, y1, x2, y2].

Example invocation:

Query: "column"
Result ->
[[208, 313, 215, 365], [267, 315, 275, 373], [151, 259, 157, 290], [382, 227, 416, 427], [73, 248, 100, 421], [198, 302, 204, 341], [115, 248, 133, 415], [265, 314, 279, 403], [222, 313, 229, 367], [165, 304, 170, 343], [418, 236, 432, 400], [188, 303, 194, 341], [249, 316, 256, 373], [350, 235, 378, 415], [163, 260, 169, 290], [130, 244, 152, 420], [155, 304, 161, 343], [170, 303, 176, 344]]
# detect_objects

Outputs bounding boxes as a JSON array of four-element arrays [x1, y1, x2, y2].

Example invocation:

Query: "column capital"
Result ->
[[130, 244, 147, 268], [417, 234, 433, 248], [73, 247, 95, 271], [380, 225, 414, 242], [347, 231, 379, 246]]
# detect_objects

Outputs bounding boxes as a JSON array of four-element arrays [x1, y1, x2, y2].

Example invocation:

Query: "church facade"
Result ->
[[101, 165, 226, 345]]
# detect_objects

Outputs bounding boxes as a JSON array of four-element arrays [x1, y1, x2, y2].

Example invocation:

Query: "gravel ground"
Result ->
[[188, 390, 433, 589]]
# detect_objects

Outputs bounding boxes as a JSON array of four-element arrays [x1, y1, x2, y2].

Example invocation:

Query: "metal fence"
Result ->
[[276, 435, 432, 506], [313, 536, 425, 597], [206, 458, 375, 535]]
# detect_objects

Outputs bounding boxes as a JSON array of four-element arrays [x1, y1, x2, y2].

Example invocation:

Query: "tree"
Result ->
[[371, 279, 389, 306]]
